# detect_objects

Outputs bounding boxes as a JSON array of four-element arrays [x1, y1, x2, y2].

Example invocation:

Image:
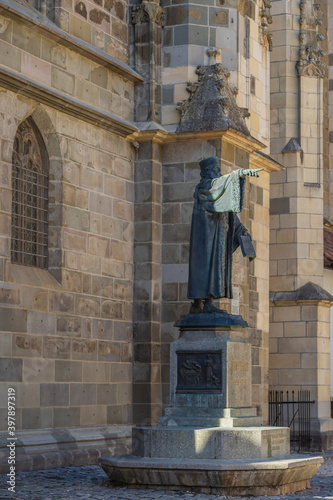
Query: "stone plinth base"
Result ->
[[101, 316, 323, 496], [132, 425, 289, 460], [165, 323, 257, 427], [159, 406, 262, 427], [310, 418, 333, 451], [99, 454, 323, 496]]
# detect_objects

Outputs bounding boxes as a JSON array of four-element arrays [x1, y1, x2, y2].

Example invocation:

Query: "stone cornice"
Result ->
[[223, 130, 266, 153], [128, 126, 266, 153], [0, 65, 138, 138], [270, 282, 333, 307], [0, 0, 143, 83], [250, 151, 284, 173]]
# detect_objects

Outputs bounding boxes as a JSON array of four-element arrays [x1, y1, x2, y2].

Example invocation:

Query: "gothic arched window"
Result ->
[[11, 118, 49, 269]]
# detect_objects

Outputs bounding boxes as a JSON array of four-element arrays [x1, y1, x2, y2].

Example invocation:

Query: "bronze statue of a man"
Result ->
[[187, 156, 262, 314]]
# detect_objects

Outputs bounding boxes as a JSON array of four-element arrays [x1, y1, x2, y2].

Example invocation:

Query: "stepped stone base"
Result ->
[[159, 407, 262, 427], [132, 426, 289, 460], [99, 454, 323, 496], [0, 426, 132, 473], [99, 320, 323, 496]]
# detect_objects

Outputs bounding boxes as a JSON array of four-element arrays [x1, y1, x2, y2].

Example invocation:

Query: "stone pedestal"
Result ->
[[160, 314, 261, 428], [100, 314, 323, 496]]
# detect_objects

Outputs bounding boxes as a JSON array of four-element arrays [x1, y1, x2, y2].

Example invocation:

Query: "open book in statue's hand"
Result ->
[[239, 235, 256, 259]]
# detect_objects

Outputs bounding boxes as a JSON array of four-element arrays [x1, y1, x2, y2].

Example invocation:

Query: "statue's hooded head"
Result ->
[[199, 156, 221, 179]]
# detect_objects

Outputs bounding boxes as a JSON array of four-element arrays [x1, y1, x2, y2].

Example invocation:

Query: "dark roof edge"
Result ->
[[270, 281, 333, 304]]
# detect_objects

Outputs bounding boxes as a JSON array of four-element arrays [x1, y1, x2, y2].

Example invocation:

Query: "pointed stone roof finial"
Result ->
[[176, 63, 250, 136], [282, 138, 302, 153]]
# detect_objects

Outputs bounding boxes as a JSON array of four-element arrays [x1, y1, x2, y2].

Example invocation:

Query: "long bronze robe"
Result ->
[[187, 169, 248, 300]]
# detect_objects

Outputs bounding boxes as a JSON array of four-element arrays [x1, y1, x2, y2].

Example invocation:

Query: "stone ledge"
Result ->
[[175, 312, 248, 329], [132, 426, 289, 460], [270, 282, 333, 305], [99, 454, 323, 496], [0, 65, 138, 138], [0, 425, 132, 473]]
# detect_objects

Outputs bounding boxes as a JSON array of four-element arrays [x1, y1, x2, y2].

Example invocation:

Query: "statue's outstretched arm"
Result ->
[[239, 168, 263, 178]]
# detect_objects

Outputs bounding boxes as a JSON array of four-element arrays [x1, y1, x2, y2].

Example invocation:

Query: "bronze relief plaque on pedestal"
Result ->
[[176, 351, 222, 393]]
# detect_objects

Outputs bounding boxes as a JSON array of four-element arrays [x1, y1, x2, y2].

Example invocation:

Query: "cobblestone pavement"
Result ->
[[1, 456, 333, 500]]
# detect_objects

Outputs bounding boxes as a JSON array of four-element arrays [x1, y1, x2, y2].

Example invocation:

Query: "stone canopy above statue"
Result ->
[[176, 63, 250, 136]]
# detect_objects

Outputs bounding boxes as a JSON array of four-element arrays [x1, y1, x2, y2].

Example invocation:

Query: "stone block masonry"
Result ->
[[0, 0, 140, 439], [0, 79, 135, 432], [269, 0, 333, 451]]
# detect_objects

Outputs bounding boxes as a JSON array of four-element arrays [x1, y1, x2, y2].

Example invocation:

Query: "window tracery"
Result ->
[[11, 118, 49, 269]]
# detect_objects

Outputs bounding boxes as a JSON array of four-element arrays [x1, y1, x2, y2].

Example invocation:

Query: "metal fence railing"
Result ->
[[268, 390, 314, 452]]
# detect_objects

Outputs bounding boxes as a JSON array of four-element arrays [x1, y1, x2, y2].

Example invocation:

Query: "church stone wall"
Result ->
[[0, 6, 136, 432], [268, 0, 333, 450], [328, 0, 333, 220], [0, 93, 134, 431]]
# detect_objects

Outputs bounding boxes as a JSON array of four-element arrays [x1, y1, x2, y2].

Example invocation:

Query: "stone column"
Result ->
[[130, 0, 165, 426], [133, 139, 162, 425], [130, 0, 165, 123], [270, 285, 333, 450], [269, 0, 333, 450], [270, 0, 326, 293]]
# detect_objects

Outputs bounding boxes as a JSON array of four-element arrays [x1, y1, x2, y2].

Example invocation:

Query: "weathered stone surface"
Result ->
[[40, 383, 70, 407], [0, 358, 22, 381], [132, 425, 289, 460], [98, 341, 121, 361], [76, 297, 100, 317], [0, 286, 20, 305], [12, 334, 42, 357], [72, 339, 97, 361], [0, 308, 27, 332], [56, 316, 81, 336], [43, 337, 71, 360], [50, 292, 75, 313], [101, 300, 123, 319], [99, 455, 323, 496]]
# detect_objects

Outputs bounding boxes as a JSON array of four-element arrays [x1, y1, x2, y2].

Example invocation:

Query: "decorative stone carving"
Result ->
[[176, 351, 222, 393], [176, 63, 250, 136], [131, 0, 165, 26], [259, 0, 273, 51], [11, 118, 49, 269], [297, 0, 326, 78]]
